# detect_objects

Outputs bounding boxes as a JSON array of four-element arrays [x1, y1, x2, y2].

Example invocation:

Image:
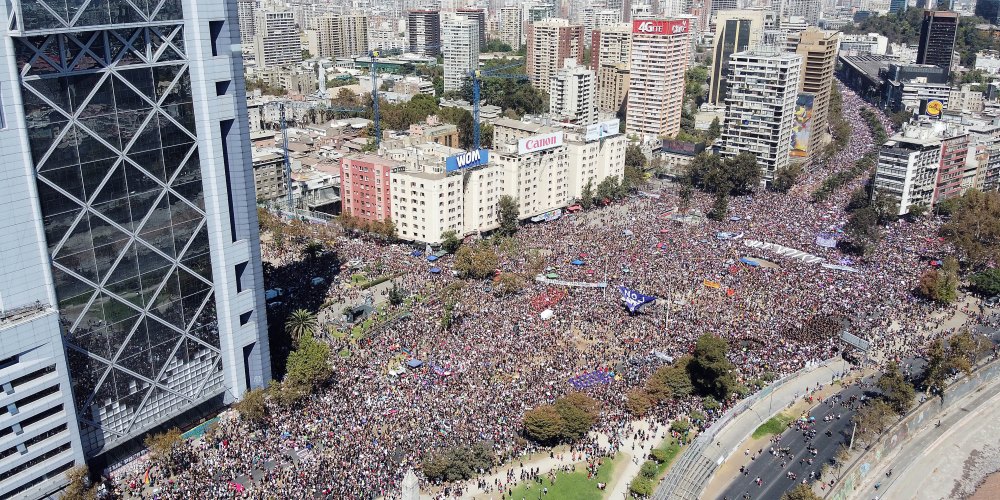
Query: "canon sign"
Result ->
[[518, 132, 565, 155], [632, 19, 689, 35]]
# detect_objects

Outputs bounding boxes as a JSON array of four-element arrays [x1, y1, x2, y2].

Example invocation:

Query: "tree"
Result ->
[[843, 207, 881, 255], [62, 465, 96, 500], [949, 329, 987, 378], [441, 230, 461, 253], [285, 309, 318, 344], [708, 192, 728, 221], [687, 334, 737, 400], [234, 387, 268, 425], [388, 284, 406, 306], [940, 189, 1000, 268], [454, 243, 499, 279], [725, 152, 762, 195], [554, 392, 600, 439], [269, 379, 309, 406], [770, 163, 803, 193], [971, 268, 1000, 297], [702, 396, 722, 412], [144, 428, 184, 473], [917, 268, 958, 304], [871, 191, 899, 225], [625, 144, 647, 168], [285, 334, 331, 388], [303, 241, 324, 259], [651, 356, 694, 397], [494, 272, 526, 296], [853, 399, 895, 445], [707, 116, 721, 141], [624, 166, 645, 192], [497, 195, 519, 236], [782, 483, 822, 500], [922, 338, 950, 396], [846, 187, 870, 212], [580, 179, 595, 209], [523, 404, 564, 443], [626, 388, 652, 417], [481, 123, 495, 149], [630, 477, 654, 497], [670, 418, 691, 434], [876, 362, 914, 415]]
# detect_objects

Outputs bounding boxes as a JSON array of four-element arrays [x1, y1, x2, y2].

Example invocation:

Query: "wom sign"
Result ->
[[446, 149, 489, 172]]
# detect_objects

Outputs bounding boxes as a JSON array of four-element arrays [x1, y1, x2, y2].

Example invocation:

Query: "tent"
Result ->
[[739, 257, 761, 267], [406, 359, 424, 368], [429, 267, 441, 274], [540, 309, 554, 320], [427, 255, 439, 262], [571, 259, 585, 266], [411, 250, 423, 257]]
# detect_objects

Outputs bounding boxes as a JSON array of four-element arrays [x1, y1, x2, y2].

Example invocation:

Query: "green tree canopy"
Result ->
[[940, 189, 1000, 268], [497, 195, 520, 236], [285, 309, 318, 344], [876, 362, 915, 415], [523, 404, 564, 443], [687, 334, 737, 400], [285, 334, 332, 388], [454, 243, 499, 279]]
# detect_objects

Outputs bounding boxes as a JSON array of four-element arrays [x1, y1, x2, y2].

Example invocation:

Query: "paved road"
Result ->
[[718, 378, 870, 500]]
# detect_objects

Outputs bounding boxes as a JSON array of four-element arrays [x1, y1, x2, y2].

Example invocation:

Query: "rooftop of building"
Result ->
[[840, 54, 897, 80]]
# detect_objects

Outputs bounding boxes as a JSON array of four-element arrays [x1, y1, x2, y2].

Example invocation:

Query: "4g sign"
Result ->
[[632, 19, 689, 35]]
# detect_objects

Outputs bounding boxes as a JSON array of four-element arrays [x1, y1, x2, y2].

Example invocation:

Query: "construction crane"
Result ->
[[369, 50, 382, 149], [467, 60, 528, 150], [264, 101, 364, 213]]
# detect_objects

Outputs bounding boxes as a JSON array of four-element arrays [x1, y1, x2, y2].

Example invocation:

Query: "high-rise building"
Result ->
[[550, 61, 599, 125], [709, 10, 764, 106], [917, 10, 958, 73], [456, 8, 487, 51], [341, 155, 401, 223], [408, 9, 442, 56], [794, 27, 840, 162], [978, 0, 1000, 24], [526, 19, 585, 94], [255, 10, 302, 68], [627, 18, 693, 140], [598, 63, 631, 115], [307, 14, 370, 59], [443, 16, 480, 92], [499, 7, 523, 50], [583, 8, 623, 47], [782, 0, 821, 24], [238, 0, 256, 47], [710, 0, 737, 14], [591, 23, 633, 72], [889, 0, 907, 13], [722, 45, 803, 181], [0, 0, 271, 492]]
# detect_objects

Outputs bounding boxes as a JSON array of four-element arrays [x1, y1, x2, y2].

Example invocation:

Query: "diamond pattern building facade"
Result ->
[[0, 0, 271, 483]]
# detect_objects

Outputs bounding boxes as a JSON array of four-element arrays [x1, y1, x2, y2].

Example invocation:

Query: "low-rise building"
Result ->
[[252, 151, 289, 202]]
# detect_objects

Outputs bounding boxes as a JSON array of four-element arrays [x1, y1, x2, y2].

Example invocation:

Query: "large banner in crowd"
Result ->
[[743, 240, 825, 264], [619, 286, 656, 312]]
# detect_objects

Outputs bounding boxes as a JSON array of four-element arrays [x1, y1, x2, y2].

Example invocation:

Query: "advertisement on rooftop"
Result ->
[[446, 149, 489, 172], [585, 119, 621, 141], [632, 19, 689, 35], [518, 132, 565, 155]]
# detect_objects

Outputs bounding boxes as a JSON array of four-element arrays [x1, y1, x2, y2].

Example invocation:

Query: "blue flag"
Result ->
[[619, 286, 656, 312]]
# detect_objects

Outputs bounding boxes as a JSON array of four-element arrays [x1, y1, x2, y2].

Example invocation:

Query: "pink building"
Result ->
[[340, 155, 400, 222]]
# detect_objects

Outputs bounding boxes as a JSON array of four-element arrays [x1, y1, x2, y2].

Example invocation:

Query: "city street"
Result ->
[[719, 377, 870, 500]]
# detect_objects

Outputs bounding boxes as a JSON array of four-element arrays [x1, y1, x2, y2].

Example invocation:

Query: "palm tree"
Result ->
[[303, 241, 324, 260], [285, 309, 318, 344]]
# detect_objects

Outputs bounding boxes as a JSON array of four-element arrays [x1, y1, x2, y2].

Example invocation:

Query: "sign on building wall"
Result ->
[[446, 149, 489, 172], [661, 139, 705, 156], [585, 119, 621, 141], [790, 94, 814, 158], [632, 19, 690, 35], [518, 132, 565, 155]]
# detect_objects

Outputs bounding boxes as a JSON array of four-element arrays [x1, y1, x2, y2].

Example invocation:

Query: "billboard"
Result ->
[[445, 149, 489, 172], [585, 119, 621, 141], [518, 132, 564, 155], [632, 19, 690, 35], [660, 139, 705, 156], [790, 94, 814, 158]]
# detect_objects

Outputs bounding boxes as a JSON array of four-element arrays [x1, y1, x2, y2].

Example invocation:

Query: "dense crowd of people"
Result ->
[[107, 86, 986, 499]]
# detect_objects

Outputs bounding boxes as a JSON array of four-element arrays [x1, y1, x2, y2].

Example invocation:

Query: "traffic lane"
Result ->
[[720, 387, 865, 500]]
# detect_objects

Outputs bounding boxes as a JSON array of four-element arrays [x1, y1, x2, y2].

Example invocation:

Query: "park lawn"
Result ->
[[652, 440, 683, 478], [751, 412, 794, 439], [506, 453, 621, 500]]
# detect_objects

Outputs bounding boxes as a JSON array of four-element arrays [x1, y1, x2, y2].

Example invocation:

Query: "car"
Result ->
[[985, 296, 1000, 308]]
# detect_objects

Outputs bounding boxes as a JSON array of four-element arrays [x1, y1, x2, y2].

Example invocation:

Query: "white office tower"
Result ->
[[443, 16, 480, 92], [0, 0, 272, 494], [499, 6, 523, 49], [238, 0, 256, 47], [254, 10, 302, 68], [721, 44, 803, 182], [626, 18, 693, 140], [550, 61, 599, 125]]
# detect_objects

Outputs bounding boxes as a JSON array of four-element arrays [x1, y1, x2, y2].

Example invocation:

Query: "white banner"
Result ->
[[518, 131, 564, 155], [585, 119, 620, 141], [743, 240, 825, 264]]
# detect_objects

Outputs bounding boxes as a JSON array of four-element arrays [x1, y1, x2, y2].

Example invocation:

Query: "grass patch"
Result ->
[[651, 440, 683, 478], [350, 273, 367, 284], [506, 453, 621, 500], [338, 348, 351, 358], [752, 412, 794, 439]]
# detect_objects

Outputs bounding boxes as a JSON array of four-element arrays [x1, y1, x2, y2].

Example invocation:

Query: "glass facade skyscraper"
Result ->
[[0, 0, 270, 491]]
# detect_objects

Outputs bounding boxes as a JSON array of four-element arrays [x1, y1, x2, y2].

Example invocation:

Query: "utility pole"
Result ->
[[849, 421, 857, 450]]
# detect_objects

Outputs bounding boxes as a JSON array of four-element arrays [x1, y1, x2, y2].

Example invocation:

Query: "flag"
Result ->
[[618, 286, 656, 312]]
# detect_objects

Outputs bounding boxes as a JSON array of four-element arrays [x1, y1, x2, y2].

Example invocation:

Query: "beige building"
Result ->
[[252, 151, 289, 202], [795, 27, 841, 162], [526, 19, 584, 94], [598, 62, 630, 114], [498, 6, 523, 50], [306, 14, 369, 59], [948, 84, 986, 113], [254, 10, 301, 68], [627, 18, 693, 140], [591, 23, 632, 71]]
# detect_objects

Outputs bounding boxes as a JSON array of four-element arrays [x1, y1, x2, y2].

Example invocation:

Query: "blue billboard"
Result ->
[[446, 149, 489, 172]]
